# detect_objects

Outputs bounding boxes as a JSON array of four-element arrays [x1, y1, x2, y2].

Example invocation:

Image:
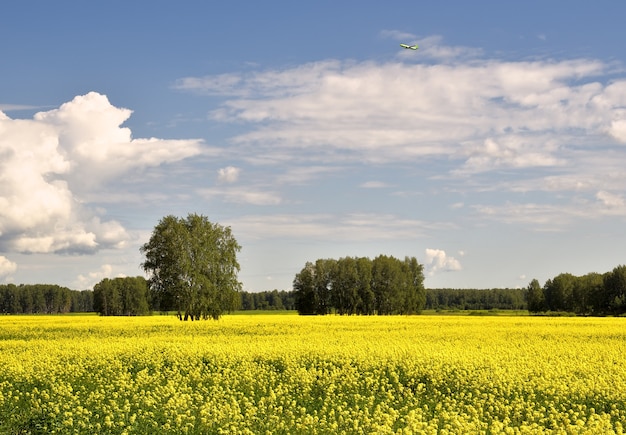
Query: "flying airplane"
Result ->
[[400, 44, 419, 50]]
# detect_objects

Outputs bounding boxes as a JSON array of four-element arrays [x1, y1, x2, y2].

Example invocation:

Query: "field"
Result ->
[[1, 314, 625, 434]]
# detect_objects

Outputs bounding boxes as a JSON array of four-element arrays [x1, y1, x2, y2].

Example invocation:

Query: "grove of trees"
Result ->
[[293, 255, 425, 315], [93, 277, 150, 316], [527, 265, 626, 315], [140, 214, 242, 320]]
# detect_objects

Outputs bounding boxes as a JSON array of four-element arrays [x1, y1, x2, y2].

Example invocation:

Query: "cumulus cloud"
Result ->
[[73, 264, 124, 290], [0, 92, 203, 255], [217, 166, 241, 183], [0, 256, 17, 277], [424, 249, 462, 276]]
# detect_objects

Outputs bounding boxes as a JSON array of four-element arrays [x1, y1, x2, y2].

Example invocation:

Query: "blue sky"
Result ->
[[2, 1, 626, 291]]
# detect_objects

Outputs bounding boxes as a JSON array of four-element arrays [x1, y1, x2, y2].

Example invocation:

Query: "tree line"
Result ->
[[240, 288, 527, 312], [527, 265, 626, 315], [0, 284, 93, 314], [425, 288, 527, 311], [293, 255, 426, 315], [240, 289, 295, 310]]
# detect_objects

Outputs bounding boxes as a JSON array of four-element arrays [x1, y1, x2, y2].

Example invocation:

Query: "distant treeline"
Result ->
[[240, 289, 295, 310], [0, 284, 93, 314], [240, 288, 528, 311], [425, 288, 527, 311]]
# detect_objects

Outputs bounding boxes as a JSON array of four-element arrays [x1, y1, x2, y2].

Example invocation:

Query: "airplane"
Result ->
[[400, 43, 419, 50]]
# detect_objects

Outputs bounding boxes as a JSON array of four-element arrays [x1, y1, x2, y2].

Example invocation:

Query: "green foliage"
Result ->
[[526, 265, 626, 316], [526, 279, 544, 313], [240, 289, 295, 310], [426, 288, 527, 311], [293, 262, 317, 315], [293, 255, 425, 315], [140, 213, 242, 320], [93, 277, 150, 316], [0, 284, 80, 314], [602, 265, 626, 314]]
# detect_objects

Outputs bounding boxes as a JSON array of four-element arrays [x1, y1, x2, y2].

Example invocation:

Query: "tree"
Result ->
[[573, 273, 603, 315], [543, 273, 575, 312], [603, 265, 626, 315], [332, 257, 360, 315], [313, 259, 335, 315], [94, 277, 150, 316], [401, 256, 426, 314], [294, 262, 317, 315], [371, 255, 404, 315], [355, 257, 374, 315], [141, 214, 241, 320], [93, 278, 121, 316], [526, 279, 545, 313]]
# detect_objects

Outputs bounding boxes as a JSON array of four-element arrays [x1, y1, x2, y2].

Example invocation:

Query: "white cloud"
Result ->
[[275, 166, 341, 185], [380, 29, 417, 41], [596, 190, 625, 208], [472, 202, 573, 230], [0, 256, 17, 277], [198, 187, 282, 205], [414, 35, 483, 60], [424, 248, 462, 276], [473, 190, 626, 229], [73, 264, 125, 290], [33, 93, 203, 188], [217, 166, 241, 183], [177, 43, 624, 176], [0, 104, 47, 112], [360, 181, 391, 188], [609, 118, 626, 142], [175, 39, 626, 232], [0, 92, 203, 255], [228, 213, 454, 241], [456, 136, 565, 175]]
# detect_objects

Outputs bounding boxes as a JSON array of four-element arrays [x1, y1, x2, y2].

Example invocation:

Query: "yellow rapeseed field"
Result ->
[[0, 313, 625, 434]]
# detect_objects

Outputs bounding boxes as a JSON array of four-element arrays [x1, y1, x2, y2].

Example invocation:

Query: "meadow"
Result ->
[[0, 313, 625, 434]]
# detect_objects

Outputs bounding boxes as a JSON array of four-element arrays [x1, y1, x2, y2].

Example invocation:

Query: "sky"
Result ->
[[2, 1, 626, 292]]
